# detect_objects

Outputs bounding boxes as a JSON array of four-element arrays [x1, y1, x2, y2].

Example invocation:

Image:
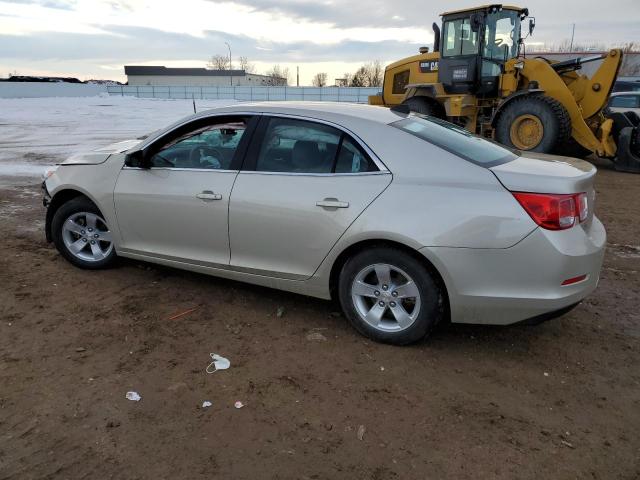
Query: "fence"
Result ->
[[0, 82, 108, 98], [0, 82, 381, 103], [106, 85, 380, 103]]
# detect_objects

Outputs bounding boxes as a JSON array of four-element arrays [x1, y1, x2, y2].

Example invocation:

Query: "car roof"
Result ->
[[610, 91, 640, 96], [191, 101, 405, 126], [139, 101, 407, 153]]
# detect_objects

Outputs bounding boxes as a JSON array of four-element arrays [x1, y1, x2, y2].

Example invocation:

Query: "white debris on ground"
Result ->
[[202, 401, 213, 408], [206, 353, 231, 374], [234, 401, 244, 409], [125, 391, 142, 402], [0, 96, 238, 182]]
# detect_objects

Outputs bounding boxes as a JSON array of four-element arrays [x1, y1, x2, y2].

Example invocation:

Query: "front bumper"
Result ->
[[420, 216, 606, 325]]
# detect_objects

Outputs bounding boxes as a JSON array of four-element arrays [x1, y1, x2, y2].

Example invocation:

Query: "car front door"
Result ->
[[228, 116, 392, 279], [113, 115, 255, 266]]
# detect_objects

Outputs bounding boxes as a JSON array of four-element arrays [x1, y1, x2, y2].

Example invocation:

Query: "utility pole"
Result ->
[[225, 41, 232, 86], [296, 66, 299, 87], [569, 23, 575, 52]]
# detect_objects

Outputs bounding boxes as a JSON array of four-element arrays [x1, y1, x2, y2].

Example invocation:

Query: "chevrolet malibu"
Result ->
[[42, 102, 605, 345]]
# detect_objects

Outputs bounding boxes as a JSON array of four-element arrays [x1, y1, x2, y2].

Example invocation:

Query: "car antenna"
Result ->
[[192, 93, 197, 114]]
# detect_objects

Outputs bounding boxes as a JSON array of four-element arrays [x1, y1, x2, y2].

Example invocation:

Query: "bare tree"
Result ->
[[340, 72, 353, 86], [264, 65, 289, 85], [345, 61, 384, 87], [207, 54, 229, 70], [312, 72, 328, 87], [349, 66, 368, 87], [364, 60, 383, 87], [238, 56, 256, 73]]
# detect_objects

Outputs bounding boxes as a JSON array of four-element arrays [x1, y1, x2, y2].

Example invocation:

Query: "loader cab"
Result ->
[[439, 5, 527, 95]]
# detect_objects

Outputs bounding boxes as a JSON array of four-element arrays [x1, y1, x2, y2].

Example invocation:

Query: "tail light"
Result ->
[[512, 192, 588, 230]]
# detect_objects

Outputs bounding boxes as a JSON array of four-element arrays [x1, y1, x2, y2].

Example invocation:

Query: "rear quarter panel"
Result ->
[[340, 126, 538, 249]]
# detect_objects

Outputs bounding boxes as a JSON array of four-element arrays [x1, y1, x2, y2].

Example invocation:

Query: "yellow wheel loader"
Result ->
[[369, 4, 640, 172]]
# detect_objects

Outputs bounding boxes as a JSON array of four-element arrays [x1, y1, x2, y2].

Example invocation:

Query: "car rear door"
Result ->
[[113, 115, 255, 266], [228, 115, 392, 279]]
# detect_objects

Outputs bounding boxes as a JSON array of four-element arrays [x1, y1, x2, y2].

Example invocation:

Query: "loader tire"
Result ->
[[558, 137, 592, 159], [495, 95, 571, 153], [403, 97, 445, 118]]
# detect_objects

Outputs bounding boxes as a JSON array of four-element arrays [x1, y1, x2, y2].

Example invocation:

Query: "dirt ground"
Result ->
[[0, 158, 639, 480]]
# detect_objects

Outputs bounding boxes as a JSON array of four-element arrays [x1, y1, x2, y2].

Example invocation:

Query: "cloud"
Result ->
[[0, 25, 421, 63], [222, 0, 640, 39], [2, 0, 77, 9]]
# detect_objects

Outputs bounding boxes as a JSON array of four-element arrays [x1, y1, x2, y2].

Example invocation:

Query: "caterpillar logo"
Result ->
[[419, 61, 439, 73]]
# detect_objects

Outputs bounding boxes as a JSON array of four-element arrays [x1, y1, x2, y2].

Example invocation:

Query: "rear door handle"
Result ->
[[196, 191, 222, 201], [316, 198, 349, 209]]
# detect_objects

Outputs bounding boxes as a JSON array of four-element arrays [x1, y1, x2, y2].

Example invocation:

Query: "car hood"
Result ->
[[489, 152, 596, 194], [60, 139, 141, 165]]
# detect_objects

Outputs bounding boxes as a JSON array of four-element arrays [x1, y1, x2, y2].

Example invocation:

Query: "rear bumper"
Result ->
[[420, 216, 606, 325]]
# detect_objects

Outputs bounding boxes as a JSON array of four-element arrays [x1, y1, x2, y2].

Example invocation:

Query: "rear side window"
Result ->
[[391, 114, 516, 167], [334, 137, 377, 173], [254, 117, 378, 174]]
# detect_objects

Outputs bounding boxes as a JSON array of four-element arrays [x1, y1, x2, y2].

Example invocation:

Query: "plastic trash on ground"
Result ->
[[125, 391, 141, 402]]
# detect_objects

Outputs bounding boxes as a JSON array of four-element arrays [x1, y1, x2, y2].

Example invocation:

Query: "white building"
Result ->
[[124, 66, 287, 86]]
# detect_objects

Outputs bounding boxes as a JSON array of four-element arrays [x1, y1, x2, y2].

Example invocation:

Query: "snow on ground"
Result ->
[[0, 96, 237, 183]]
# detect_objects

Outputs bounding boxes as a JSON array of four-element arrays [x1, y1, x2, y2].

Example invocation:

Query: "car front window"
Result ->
[[150, 119, 248, 169], [390, 114, 517, 167]]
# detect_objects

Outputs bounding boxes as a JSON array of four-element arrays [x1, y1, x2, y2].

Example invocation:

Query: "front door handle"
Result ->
[[196, 191, 223, 201], [316, 198, 349, 209]]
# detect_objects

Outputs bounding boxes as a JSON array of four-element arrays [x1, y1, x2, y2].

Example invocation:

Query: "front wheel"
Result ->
[[51, 197, 117, 269], [495, 95, 571, 153], [338, 247, 443, 345]]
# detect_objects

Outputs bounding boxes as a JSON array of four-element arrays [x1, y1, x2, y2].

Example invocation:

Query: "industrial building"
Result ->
[[124, 66, 287, 86]]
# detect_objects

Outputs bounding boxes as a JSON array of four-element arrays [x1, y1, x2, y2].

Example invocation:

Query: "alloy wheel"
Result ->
[[351, 263, 421, 332], [61, 211, 113, 262]]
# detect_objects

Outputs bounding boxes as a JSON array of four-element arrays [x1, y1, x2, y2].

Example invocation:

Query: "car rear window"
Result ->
[[390, 114, 517, 167]]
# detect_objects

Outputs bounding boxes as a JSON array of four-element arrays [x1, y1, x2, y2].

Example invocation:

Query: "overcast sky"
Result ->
[[1, 0, 638, 85]]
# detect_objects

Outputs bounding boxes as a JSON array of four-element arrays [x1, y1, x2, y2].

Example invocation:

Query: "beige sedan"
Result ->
[[42, 102, 605, 344]]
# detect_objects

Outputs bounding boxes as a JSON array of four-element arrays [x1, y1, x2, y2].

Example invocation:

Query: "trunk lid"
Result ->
[[490, 152, 596, 194], [490, 152, 598, 225]]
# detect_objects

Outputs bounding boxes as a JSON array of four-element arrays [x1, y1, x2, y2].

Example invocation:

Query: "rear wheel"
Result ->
[[495, 95, 571, 153], [51, 197, 116, 269], [338, 247, 443, 345], [403, 97, 445, 118]]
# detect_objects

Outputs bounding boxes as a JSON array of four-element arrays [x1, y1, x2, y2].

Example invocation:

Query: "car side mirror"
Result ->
[[125, 150, 150, 169]]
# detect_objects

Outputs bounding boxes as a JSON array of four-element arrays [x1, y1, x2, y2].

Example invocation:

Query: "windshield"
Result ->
[[483, 10, 521, 61], [442, 18, 480, 57], [390, 114, 517, 167]]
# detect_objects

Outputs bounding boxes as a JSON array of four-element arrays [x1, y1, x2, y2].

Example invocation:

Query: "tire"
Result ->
[[338, 247, 443, 345], [51, 196, 117, 269], [403, 96, 445, 118], [495, 95, 571, 153], [557, 137, 592, 159]]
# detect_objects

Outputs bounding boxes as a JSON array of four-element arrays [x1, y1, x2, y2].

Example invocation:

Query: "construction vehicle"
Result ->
[[369, 4, 640, 172]]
